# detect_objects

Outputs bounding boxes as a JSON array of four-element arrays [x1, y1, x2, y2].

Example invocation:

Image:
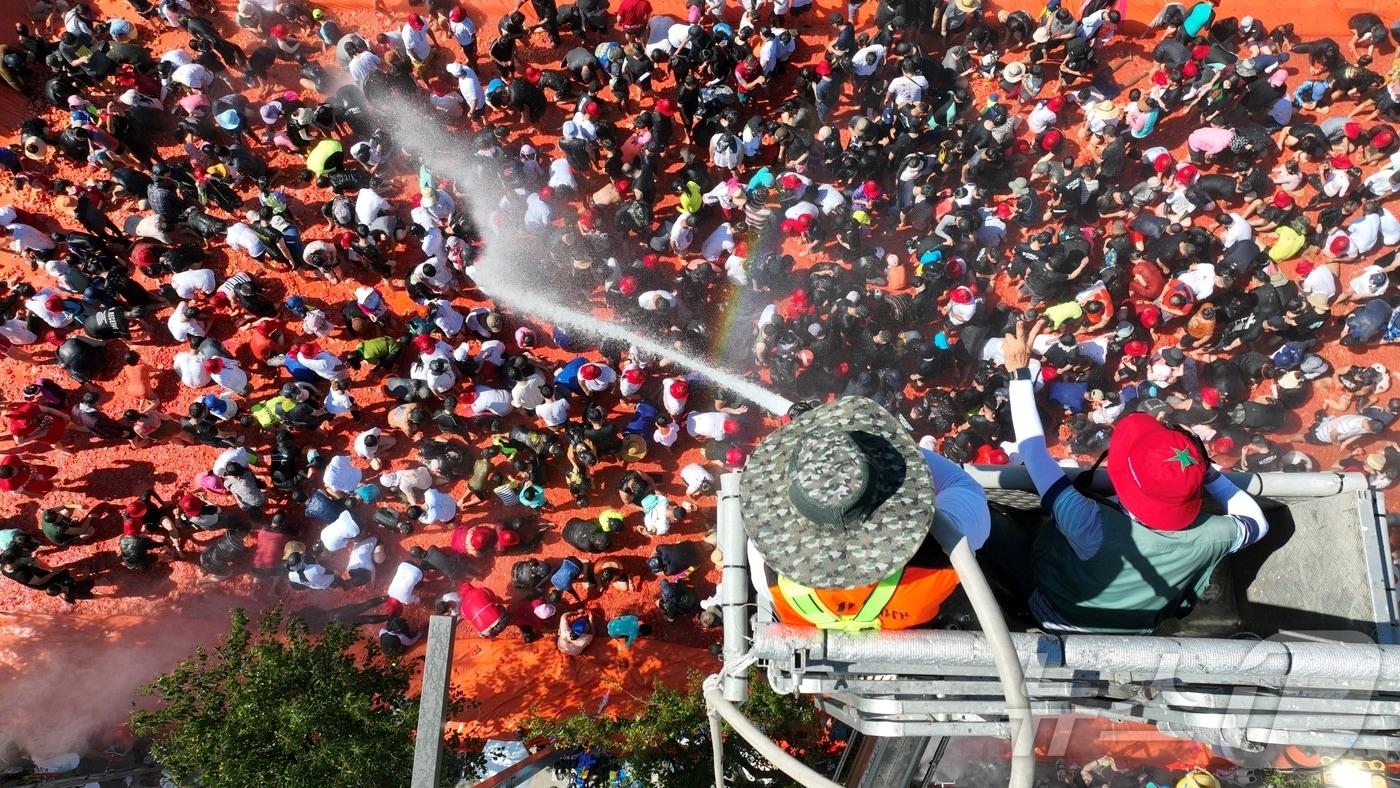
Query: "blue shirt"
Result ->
[[607, 615, 642, 647], [553, 356, 588, 394], [303, 490, 343, 523], [550, 557, 584, 591]]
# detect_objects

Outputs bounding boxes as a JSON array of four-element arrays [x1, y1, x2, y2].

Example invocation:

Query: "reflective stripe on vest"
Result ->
[[775, 568, 905, 632]]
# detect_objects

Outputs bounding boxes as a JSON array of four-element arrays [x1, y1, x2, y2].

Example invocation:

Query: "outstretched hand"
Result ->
[[1002, 318, 1044, 373]]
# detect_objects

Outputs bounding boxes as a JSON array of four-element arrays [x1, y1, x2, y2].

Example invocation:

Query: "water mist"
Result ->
[[372, 95, 794, 416]]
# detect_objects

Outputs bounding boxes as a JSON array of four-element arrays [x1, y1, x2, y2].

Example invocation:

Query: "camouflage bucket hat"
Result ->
[[741, 397, 935, 588]]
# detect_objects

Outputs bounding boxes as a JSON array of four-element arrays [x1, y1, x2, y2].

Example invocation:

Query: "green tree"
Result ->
[[525, 670, 835, 787], [1260, 770, 1325, 787], [132, 607, 480, 788]]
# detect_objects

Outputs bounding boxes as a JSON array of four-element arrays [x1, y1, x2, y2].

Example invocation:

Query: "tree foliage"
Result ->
[[132, 606, 479, 788], [525, 671, 837, 787]]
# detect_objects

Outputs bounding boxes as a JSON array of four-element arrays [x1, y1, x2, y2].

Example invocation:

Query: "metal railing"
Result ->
[[706, 467, 1400, 787]]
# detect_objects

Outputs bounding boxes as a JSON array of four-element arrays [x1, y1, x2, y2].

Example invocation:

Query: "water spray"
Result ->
[[371, 94, 793, 416]]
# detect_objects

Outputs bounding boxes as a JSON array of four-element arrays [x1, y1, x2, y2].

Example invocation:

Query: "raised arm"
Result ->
[[1003, 320, 1105, 560]]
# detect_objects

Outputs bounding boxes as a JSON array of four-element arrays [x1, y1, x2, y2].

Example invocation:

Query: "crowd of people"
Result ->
[[0, 0, 1398, 684]]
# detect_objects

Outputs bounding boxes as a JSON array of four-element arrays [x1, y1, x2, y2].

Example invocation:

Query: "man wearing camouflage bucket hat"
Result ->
[[741, 396, 990, 631]]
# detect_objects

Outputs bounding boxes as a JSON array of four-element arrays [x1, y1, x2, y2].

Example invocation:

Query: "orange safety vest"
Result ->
[[769, 565, 961, 631]]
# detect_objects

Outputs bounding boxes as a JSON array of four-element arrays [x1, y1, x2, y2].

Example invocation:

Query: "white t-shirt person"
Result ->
[[387, 561, 425, 605], [319, 510, 362, 553]]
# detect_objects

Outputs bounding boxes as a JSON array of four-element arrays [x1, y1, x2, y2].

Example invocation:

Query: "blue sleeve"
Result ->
[[1048, 484, 1105, 561]]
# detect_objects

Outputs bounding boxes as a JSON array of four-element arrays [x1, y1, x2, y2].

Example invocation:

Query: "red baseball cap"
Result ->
[[580, 363, 601, 381], [623, 368, 644, 385], [669, 380, 688, 399], [1105, 413, 1206, 530], [495, 524, 521, 548]]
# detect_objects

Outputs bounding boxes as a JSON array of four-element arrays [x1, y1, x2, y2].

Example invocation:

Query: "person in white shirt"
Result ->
[[167, 302, 207, 343], [1026, 99, 1059, 134], [349, 49, 382, 85], [317, 510, 362, 555], [26, 289, 73, 328], [852, 44, 886, 77], [1301, 261, 1340, 299], [669, 213, 696, 252], [295, 344, 347, 381], [343, 536, 381, 586], [322, 454, 362, 497], [411, 356, 457, 396], [465, 386, 513, 417], [535, 388, 570, 427], [709, 131, 744, 171], [205, 356, 249, 395], [288, 556, 338, 589], [409, 487, 457, 525], [1347, 211, 1382, 256], [6, 223, 56, 255], [577, 362, 617, 394], [170, 62, 214, 91], [173, 350, 212, 388], [638, 290, 678, 312], [170, 268, 217, 300], [685, 411, 735, 441], [1348, 265, 1390, 300], [680, 462, 716, 496], [387, 560, 425, 606], [1216, 213, 1253, 248], [699, 222, 736, 261], [353, 427, 398, 471], [428, 299, 464, 336], [885, 63, 928, 107], [224, 222, 267, 259], [512, 374, 547, 410], [662, 377, 689, 415], [355, 188, 390, 226]]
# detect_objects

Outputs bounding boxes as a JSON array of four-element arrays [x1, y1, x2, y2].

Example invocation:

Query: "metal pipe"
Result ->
[[929, 512, 1035, 788], [708, 706, 726, 788], [752, 626, 1400, 682], [961, 466, 1366, 498], [718, 472, 752, 704], [703, 675, 844, 788]]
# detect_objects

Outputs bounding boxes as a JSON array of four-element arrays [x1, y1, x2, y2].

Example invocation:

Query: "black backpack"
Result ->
[[511, 559, 548, 590]]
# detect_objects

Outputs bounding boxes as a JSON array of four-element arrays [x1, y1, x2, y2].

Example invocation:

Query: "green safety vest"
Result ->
[[775, 568, 904, 632]]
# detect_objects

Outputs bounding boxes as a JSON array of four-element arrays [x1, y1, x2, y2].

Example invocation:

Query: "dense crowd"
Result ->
[[0, 0, 1399, 660]]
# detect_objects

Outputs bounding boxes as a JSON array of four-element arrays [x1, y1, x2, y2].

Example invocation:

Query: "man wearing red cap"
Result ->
[[996, 321, 1268, 633]]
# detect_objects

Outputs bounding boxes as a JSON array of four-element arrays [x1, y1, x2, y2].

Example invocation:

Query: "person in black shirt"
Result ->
[[1241, 435, 1285, 472]]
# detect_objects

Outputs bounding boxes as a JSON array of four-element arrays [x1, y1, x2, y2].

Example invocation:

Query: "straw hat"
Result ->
[[1032, 26, 1052, 44], [740, 397, 935, 588], [1001, 61, 1026, 83], [1366, 453, 1388, 472], [954, 0, 980, 12], [1091, 100, 1120, 119]]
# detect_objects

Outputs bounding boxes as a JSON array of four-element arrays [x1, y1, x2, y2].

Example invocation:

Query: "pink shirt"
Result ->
[[1187, 127, 1234, 155]]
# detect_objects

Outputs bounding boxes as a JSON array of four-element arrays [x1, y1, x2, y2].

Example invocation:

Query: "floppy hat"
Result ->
[[954, 0, 980, 13], [1366, 452, 1388, 472], [1001, 61, 1026, 83], [740, 396, 935, 588], [1032, 26, 1051, 43], [1091, 100, 1120, 119], [1007, 177, 1030, 196], [1105, 413, 1207, 531]]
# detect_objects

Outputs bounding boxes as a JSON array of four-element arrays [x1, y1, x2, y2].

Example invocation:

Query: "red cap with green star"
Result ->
[[1105, 413, 1207, 531]]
